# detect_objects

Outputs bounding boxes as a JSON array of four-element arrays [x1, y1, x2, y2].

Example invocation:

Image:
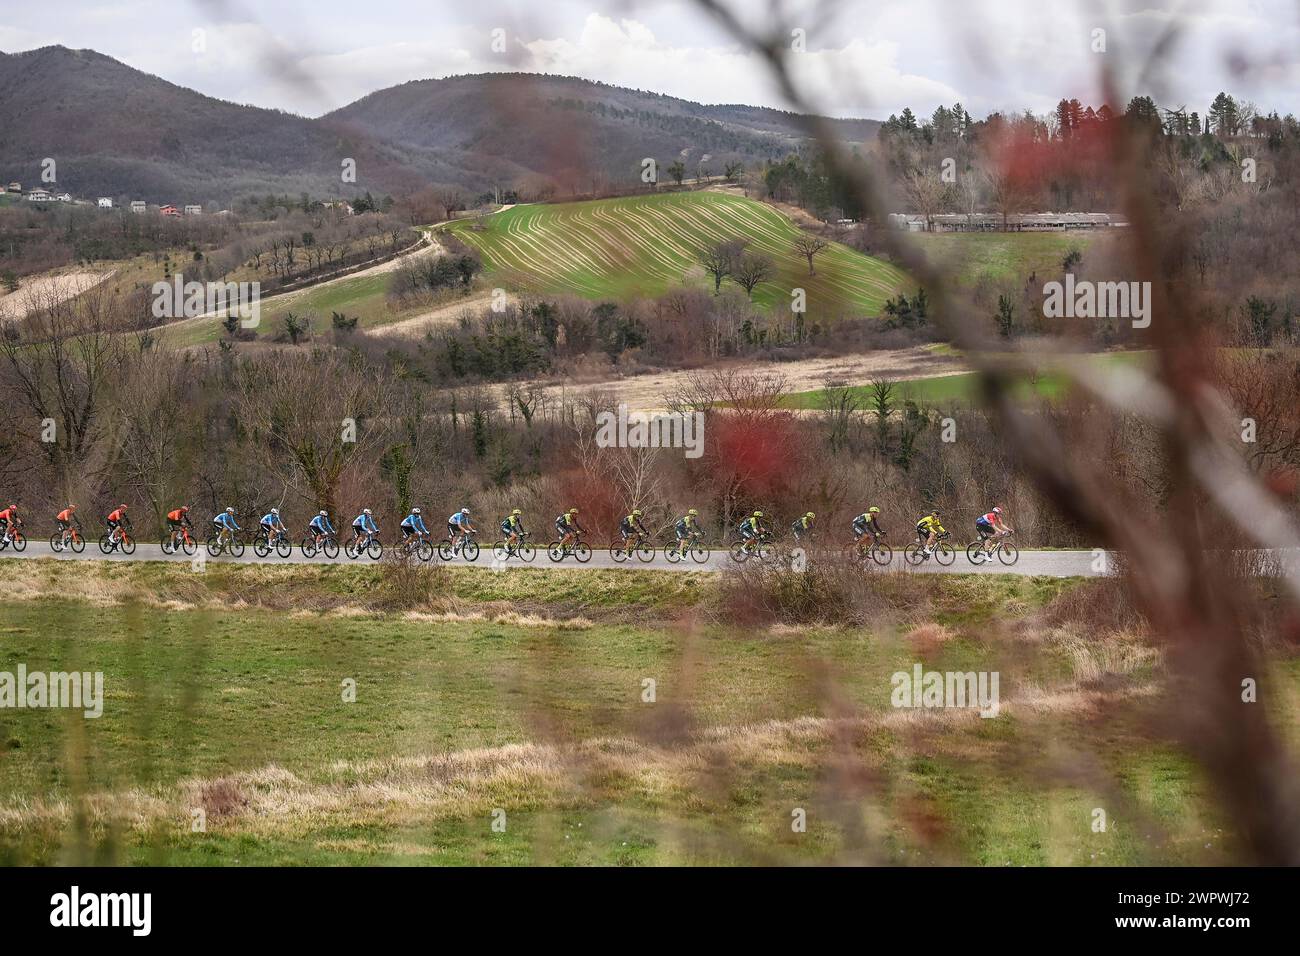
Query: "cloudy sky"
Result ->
[[3, 0, 1296, 120]]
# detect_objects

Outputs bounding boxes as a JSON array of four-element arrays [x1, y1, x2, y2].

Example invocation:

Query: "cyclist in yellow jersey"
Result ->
[[915, 510, 946, 555]]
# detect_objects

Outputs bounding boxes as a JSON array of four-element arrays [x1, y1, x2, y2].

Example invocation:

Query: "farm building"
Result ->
[[98, 197, 113, 208], [888, 212, 1128, 232], [130, 201, 147, 214]]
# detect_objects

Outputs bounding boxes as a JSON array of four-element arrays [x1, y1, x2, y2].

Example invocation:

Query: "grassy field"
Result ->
[[445, 191, 911, 317], [780, 351, 1152, 409], [901, 230, 1106, 289], [0, 559, 1269, 866]]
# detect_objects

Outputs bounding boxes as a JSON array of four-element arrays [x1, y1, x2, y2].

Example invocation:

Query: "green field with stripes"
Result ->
[[444, 191, 910, 317]]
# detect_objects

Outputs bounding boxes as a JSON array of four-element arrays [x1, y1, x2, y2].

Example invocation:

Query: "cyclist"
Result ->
[[212, 506, 241, 542], [554, 508, 584, 549], [974, 506, 1014, 556], [0, 504, 21, 543], [57, 504, 80, 540], [618, 509, 648, 549], [737, 510, 767, 553], [308, 509, 335, 543], [673, 508, 704, 554], [165, 505, 191, 547], [915, 509, 946, 556], [351, 508, 379, 546], [259, 507, 286, 544], [106, 504, 131, 545], [400, 507, 429, 543], [852, 507, 885, 544], [500, 509, 526, 548], [447, 508, 476, 548], [791, 511, 815, 543]]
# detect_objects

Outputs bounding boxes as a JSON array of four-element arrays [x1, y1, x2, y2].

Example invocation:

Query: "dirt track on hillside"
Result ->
[[486, 347, 965, 412], [0, 270, 113, 320]]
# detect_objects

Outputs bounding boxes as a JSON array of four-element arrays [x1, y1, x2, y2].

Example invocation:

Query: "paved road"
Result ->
[[0, 541, 1117, 576]]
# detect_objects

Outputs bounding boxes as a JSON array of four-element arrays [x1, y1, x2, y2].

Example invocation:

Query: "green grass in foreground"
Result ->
[[446, 191, 911, 317], [0, 564, 1257, 865], [902, 230, 1104, 288]]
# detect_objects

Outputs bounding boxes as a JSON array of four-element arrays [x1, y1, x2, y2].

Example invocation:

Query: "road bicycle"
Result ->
[[728, 531, 774, 563], [664, 532, 709, 564], [548, 533, 592, 563], [345, 530, 384, 560], [0, 522, 28, 553], [904, 530, 954, 566], [492, 532, 535, 563], [299, 530, 339, 558], [966, 530, 1019, 566], [610, 531, 655, 563], [99, 524, 136, 555], [51, 523, 86, 554], [393, 531, 434, 562], [439, 528, 480, 562], [161, 524, 197, 556], [206, 526, 244, 557], [254, 527, 293, 558], [844, 531, 891, 567]]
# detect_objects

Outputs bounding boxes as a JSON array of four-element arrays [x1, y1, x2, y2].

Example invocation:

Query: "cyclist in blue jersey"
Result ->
[[351, 508, 378, 545], [447, 507, 477, 547], [401, 507, 429, 540], [259, 507, 285, 541]]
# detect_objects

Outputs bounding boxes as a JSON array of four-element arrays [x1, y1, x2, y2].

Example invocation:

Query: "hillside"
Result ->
[[445, 190, 909, 316], [328, 73, 881, 192], [0, 48, 880, 204]]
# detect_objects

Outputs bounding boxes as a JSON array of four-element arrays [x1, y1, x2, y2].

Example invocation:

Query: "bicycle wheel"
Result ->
[[322, 536, 339, 559], [934, 541, 955, 565], [493, 541, 510, 561], [548, 541, 564, 562], [70, 534, 85, 554], [463, 539, 480, 562], [345, 538, 360, 559], [688, 543, 708, 564], [997, 541, 1020, 566], [438, 539, 456, 561], [253, 535, 270, 557], [366, 539, 383, 560], [416, 540, 434, 563], [729, 542, 749, 563], [120, 537, 135, 556], [904, 542, 926, 566], [517, 541, 536, 562], [13, 534, 27, 553], [50, 533, 64, 553], [300, 536, 317, 557], [966, 541, 988, 565], [574, 542, 592, 563], [181, 536, 196, 556], [229, 538, 245, 558], [664, 544, 682, 563], [871, 543, 893, 566], [161, 535, 175, 555], [99, 534, 113, 555], [609, 540, 628, 563], [207, 536, 221, 557], [276, 537, 292, 558], [635, 542, 654, 563]]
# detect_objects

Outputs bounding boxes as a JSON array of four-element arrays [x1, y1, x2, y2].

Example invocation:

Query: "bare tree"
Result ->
[[698, 238, 747, 293], [792, 233, 829, 275], [732, 252, 774, 298]]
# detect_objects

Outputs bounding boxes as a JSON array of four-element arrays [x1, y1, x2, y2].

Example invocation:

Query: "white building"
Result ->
[[98, 197, 113, 209], [184, 204, 202, 216], [130, 201, 147, 214], [26, 188, 52, 202]]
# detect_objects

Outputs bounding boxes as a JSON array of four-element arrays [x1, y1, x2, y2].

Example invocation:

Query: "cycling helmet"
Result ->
[[868, 506, 880, 514], [461, 508, 470, 514], [363, 508, 372, 516], [318, 510, 327, 517], [632, 509, 642, 517], [806, 512, 815, 519], [119, 504, 128, 510], [993, 506, 1003, 515], [688, 508, 698, 516], [753, 511, 763, 518], [931, 509, 940, 516], [271, 508, 279, 516], [225, 507, 234, 514], [511, 509, 521, 516], [569, 508, 579, 514], [412, 507, 421, 514], [180, 505, 188, 512]]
